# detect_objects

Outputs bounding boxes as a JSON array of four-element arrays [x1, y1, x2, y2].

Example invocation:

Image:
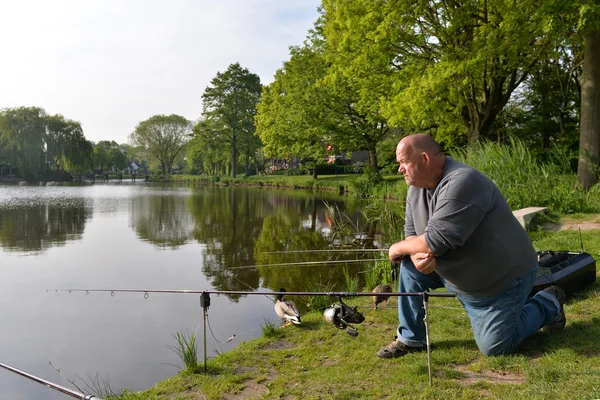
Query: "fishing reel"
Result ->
[[323, 297, 365, 337]]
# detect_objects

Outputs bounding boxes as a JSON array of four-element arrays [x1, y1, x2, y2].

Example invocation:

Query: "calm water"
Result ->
[[0, 183, 374, 399]]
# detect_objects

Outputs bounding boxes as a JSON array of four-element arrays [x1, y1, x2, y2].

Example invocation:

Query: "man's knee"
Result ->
[[476, 337, 516, 356]]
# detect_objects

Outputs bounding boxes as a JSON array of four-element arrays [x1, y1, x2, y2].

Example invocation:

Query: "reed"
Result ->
[[167, 330, 201, 374], [307, 282, 336, 311], [450, 139, 600, 214], [342, 265, 360, 293], [363, 258, 393, 291]]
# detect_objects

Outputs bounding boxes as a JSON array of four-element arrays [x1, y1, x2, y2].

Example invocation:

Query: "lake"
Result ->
[[0, 182, 382, 399]]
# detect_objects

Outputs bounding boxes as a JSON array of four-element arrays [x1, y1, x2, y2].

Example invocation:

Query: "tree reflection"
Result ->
[[189, 188, 264, 301], [130, 193, 195, 248], [0, 201, 88, 252], [187, 187, 373, 303]]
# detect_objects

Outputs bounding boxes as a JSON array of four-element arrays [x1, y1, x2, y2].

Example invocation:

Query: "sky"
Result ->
[[0, 0, 321, 144]]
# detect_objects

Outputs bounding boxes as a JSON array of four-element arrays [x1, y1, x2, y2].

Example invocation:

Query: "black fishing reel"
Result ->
[[323, 297, 365, 337]]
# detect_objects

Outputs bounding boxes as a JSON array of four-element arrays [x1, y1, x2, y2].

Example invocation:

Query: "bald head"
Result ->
[[395, 134, 445, 188], [397, 134, 442, 158]]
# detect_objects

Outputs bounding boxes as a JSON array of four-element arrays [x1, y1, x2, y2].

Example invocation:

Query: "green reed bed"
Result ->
[[450, 140, 600, 214]]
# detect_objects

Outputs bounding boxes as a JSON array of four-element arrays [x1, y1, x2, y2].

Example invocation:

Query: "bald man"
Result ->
[[377, 134, 566, 358]]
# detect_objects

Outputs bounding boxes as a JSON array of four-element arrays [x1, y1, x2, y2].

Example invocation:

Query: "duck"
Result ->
[[372, 283, 393, 310], [274, 288, 301, 328]]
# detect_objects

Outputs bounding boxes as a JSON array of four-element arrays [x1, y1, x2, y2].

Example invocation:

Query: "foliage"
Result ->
[[0, 106, 92, 179], [260, 319, 283, 339], [130, 114, 191, 177], [363, 258, 394, 292], [93, 140, 128, 172], [342, 265, 360, 293], [256, 24, 389, 173], [200, 63, 262, 177], [322, 0, 565, 145], [450, 139, 600, 213], [167, 330, 201, 374]]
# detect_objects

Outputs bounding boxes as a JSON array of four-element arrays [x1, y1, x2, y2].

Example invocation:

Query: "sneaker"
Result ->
[[541, 286, 566, 333], [376, 339, 425, 359]]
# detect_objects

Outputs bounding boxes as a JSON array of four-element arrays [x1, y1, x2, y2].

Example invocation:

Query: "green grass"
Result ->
[[167, 330, 202, 374], [113, 228, 600, 399]]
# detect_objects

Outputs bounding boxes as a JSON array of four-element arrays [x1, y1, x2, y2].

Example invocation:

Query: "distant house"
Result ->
[[126, 161, 139, 175]]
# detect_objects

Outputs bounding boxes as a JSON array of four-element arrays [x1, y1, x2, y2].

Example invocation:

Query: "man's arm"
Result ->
[[389, 235, 436, 274]]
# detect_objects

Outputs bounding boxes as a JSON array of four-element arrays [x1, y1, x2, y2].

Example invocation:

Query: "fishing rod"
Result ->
[[227, 258, 389, 270], [263, 249, 389, 254], [0, 362, 101, 399], [50, 288, 456, 386], [51, 288, 456, 298]]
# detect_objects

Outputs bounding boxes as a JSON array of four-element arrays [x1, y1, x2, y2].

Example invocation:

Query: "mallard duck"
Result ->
[[274, 288, 301, 328], [372, 284, 393, 310]]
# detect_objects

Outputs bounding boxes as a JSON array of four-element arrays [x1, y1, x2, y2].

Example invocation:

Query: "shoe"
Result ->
[[541, 286, 566, 333], [376, 339, 425, 359]]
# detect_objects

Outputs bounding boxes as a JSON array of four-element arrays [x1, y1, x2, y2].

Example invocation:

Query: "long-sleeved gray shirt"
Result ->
[[405, 157, 537, 297]]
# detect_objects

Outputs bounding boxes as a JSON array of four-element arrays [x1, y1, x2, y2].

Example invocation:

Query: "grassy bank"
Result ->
[[111, 227, 600, 400]]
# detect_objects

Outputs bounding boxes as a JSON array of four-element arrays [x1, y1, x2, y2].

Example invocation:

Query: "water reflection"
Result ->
[[0, 200, 88, 252], [189, 188, 262, 300], [129, 191, 195, 248]]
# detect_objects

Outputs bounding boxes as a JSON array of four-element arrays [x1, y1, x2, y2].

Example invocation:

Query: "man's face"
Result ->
[[396, 142, 427, 187]]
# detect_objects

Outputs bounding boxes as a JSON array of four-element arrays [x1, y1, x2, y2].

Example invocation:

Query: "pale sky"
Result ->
[[0, 0, 321, 144]]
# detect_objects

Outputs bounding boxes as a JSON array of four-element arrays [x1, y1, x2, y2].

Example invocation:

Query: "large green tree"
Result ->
[[0, 106, 47, 178], [188, 118, 231, 176], [46, 114, 92, 174], [574, 1, 600, 188], [322, 0, 559, 145], [201, 63, 262, 177], [129, 114, 191, 177], [256, 27, 389, 175]]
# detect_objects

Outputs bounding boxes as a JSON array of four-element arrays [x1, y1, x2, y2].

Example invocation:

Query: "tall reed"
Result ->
[[167, 330, 201, 374], [450, 139, 600, 214]]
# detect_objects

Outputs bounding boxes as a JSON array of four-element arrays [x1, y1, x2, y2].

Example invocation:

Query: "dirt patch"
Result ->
[[221, 371, 276, 400], [543, 215, 600, 232], [260, 340, 296, 351], [454, 365, 526, 386]]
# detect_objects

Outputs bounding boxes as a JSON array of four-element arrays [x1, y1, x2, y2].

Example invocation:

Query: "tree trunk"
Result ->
[[312, 161, 318, 180], [368, 149, 379, 170], [577, 31, 600, 189], [231, 136, 237, 178], [245, 150, 250, 175], [161, 161, 166, 177]]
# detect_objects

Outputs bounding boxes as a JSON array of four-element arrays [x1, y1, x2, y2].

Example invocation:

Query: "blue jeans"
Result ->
[[397, 257, 562, 355]]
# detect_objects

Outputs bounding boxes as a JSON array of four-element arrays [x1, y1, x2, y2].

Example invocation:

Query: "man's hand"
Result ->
[[411, 252, 436, 274]]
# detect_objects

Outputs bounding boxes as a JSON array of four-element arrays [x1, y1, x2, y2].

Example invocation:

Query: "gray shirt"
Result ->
[[405, 157, 537, 297]]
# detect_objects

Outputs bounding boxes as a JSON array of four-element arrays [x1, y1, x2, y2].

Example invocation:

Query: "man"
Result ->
[[377, 134, 566, 358]]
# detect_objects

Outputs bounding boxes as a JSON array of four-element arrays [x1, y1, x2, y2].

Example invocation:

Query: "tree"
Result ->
[[256, 26, 389, 175], [574, 1, 600, 188], [130, 114, 191, 177], [322, 0, 560, 145], [188, 118, 230, 176], [46, 114, 91, 173], [0, 106, 47, 178], [201, 63, 262, 177]]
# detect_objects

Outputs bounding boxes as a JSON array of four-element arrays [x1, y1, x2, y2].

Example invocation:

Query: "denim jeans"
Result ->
[[397, 257, 562, 355]]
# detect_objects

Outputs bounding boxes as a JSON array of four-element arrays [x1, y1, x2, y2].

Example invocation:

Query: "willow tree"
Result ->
[[0, 106, 47, 178], [130, 114, 191, 177], [322, 0, 560, 145]]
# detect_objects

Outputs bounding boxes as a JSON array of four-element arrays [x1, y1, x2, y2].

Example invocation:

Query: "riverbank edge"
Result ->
[[115, 269, 600, 400]]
